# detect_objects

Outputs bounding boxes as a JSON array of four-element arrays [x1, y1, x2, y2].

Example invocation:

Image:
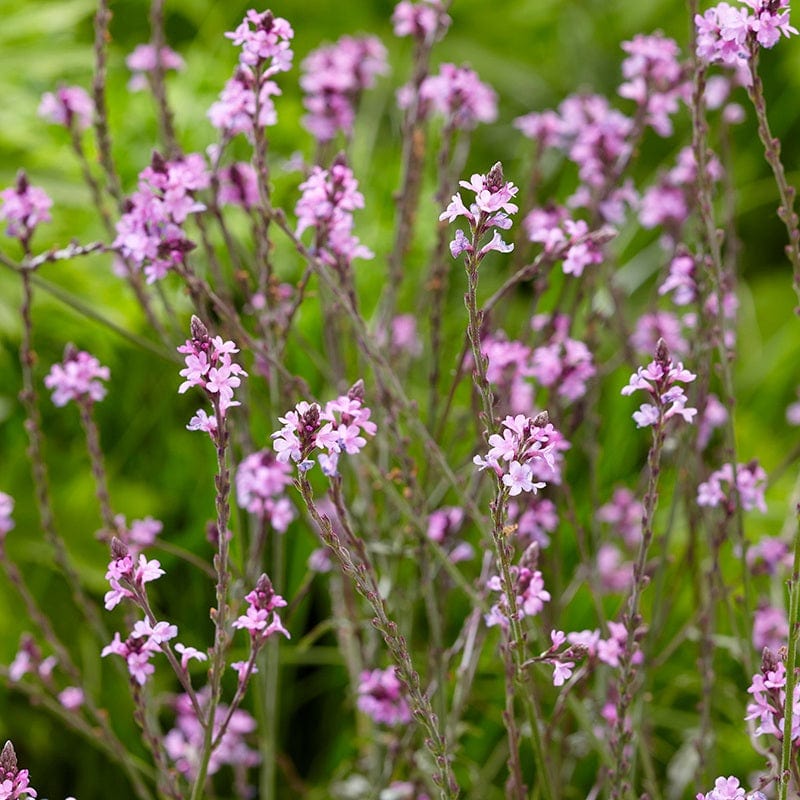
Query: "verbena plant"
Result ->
[[1, 1, 800, 799]]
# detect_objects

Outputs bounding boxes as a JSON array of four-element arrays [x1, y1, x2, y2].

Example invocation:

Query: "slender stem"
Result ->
[[778, 507, 800, 800], [79, 401, 116, 532]]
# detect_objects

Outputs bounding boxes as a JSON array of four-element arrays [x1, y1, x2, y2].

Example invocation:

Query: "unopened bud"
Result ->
[[190, 315, 209, 342], [0, 741, 17, 774], [110, 536, 129, 561]]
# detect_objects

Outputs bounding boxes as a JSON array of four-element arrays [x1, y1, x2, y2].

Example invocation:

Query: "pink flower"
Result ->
[[224, 10, 294, 70], [58, 687, 85, 711], [126, 44, 185, 91], [38, 86, 93, 131], [0, 172, 52, 245], [44, 346, 110, 407], [174, 644, 208, 672], [0, 493, 14, 543], [232, 574, 290, 642], [697, 460, 767, 513], [357, 667, 412, 726], [392, 0, 450, 42]]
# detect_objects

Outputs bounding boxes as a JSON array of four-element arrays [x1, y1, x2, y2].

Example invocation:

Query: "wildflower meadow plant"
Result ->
[[4, 1, 800, 799]]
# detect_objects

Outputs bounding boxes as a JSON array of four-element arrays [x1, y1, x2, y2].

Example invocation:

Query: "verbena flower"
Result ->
[[0, 741, 37, 800], [224, 10, 293, 70], [295, 156, 374, 268], [473, 412, 555, 496], [178, 316, 247, 428], [38, 86, 93, 131], [7, 635, 56, 683], [164, 690, 260, 779], [44, 345, 110, 407], [300, 35, 388, 142], [101, 619, 176, 685], [126, 44, 185, 92], [356, 667, 412, 726], [114, 151, 208, 283], [697, 460, 768, 512], [440, 162, 518, 263], [0, 493, 14, 544], [620, 339, 697, 428], [236, 450, 295, 531], [392, 0, 450, 42], [696, 776, 750, 800], [103, 538, 165, 611], [232, 574, 290, 641], [745, 649, 800, 743], [0, 172, 52, 247], [271, 381, 376, 475]]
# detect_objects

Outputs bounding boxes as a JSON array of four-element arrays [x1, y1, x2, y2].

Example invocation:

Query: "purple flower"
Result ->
[[697, 460, 767, 512], [697, 776, 748, 800], [411, 63, 497, 130], [126, 44, 185, 92], [38, 86, 93, 131], [217, 163, 260, 209], [178, 317, 247, 422], [0, 172, 52, 246], [300, 35, 388, 142], [357, 667, 412, 726], [295, 157, 373, 268], [0, 741, 38, 800], [58, 687, 85, 711], [392, 0, 451, 42], [44, 345, 110, 407], [232, 574, 290, 641], [225, 10, 294, 71], [174, 643, 208, 672], [0, 493, 14, 544], [621, 339, 697, 428], [236, 450, 295, 531], [486, 562, 551, 629]]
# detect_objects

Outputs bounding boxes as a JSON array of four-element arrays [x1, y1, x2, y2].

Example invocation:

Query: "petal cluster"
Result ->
[[44, 346, 110, 407]]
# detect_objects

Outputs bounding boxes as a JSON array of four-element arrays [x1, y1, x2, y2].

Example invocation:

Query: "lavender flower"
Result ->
[[620, 339, 697, 428], [232, 574, 290, 641], [391, 0, 451, 42], [178, 316, 248, 427], [44, 346, 110, 407], [0, 493, 14, 544], [356, 667, 412, 726], [235, 450, 295, 532], [409, 63, 497, 129], [0, 741, 37, 800], [38, 86, 93, 131], [300, 35, 388, 142], [0, 172, 52, 247], [126, 44, 185, 92], [697, 460, 768, 512]]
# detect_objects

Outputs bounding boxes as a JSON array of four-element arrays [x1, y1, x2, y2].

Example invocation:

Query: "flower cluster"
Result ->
[[538, 630, 587, 687], [217, 163, 259, 209], [529, 315, 596, 401], [0, 492, 14, 545], [103, 538, 165, 611], [0, 741, 37, 800], [507, 496, 558, 548], [178, 316, 248, 429], [597, 487, 642, 548], [620, 339, 697, 428], [209, 10, 293, 138], [43, 346, 110, 408], [426, 506, 473, 563], [38, 86, 93, 131], [236, 450, 294, 531], [7, 634, 56, 684], [0, 172, 52, 247], [165, 690, 260, 780], [696, 0, 797, 72], [696, 776, 752, 800], [405, 63, 497, 130], [271, 382, 377, 475], [567, 622, 643, 670], [114, 151, 209, 283], [126, 44, 185, 92], [753, 603, 788, 651], [697, 460, 768, 512], [300, 35, 388, 142], [618, 33, 689, 137], [232, 574, 289, 642], [102, 514, 162, 553], [356, 667, 412, 726], [391, 0, 451, 42], [524, 207, 606, 277], [440, 162, 518, 262], [102, 618, 177, 685], [485, 563, 551, 629], [295, 156, 373, 269], [745, 649, 800, 742], [474, 413, 556, 496]]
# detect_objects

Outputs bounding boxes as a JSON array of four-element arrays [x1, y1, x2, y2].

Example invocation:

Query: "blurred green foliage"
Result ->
[[1, 0, 800, 798]]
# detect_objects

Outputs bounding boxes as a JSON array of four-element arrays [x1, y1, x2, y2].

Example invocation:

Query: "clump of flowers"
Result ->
[[209, 10, 294, 137], [697, 460, 768, 513], [0, 171, 52, 248], [440, 161, 518, 262], [295, 155, 374, 270], [427, 506, 473, 563], [529, 314, 596, 401], [44, 345, 110, 407], [696, 776, 752, 800], [7, 634, 56, 683], [391, 0, 451, 42], [696, 0, 797, 74], [103, 537, 165, 611], [232, 573, 290, 642], [620, 339, 697, 428], [745, 648, 800, 742], [38, 86, 93, 131], [164, 691, 260, 780], [486, 544, 551, 629], [357, 667, 412, 726], [236, 450, 294, 531], [271, 381, 376, 475], [300, 35, 388, 143], [0, 741, 37, 800], [102, 618, 177, 686], [474, 412, 556, 497], [126, 44, 185, 92], [178, 316, 248, 431], [113, 151, 209, 283]]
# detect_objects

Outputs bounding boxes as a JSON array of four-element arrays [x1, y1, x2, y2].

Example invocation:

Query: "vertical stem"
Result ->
[[79, 402, 116, 532], [778, 507, 800, 800]]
